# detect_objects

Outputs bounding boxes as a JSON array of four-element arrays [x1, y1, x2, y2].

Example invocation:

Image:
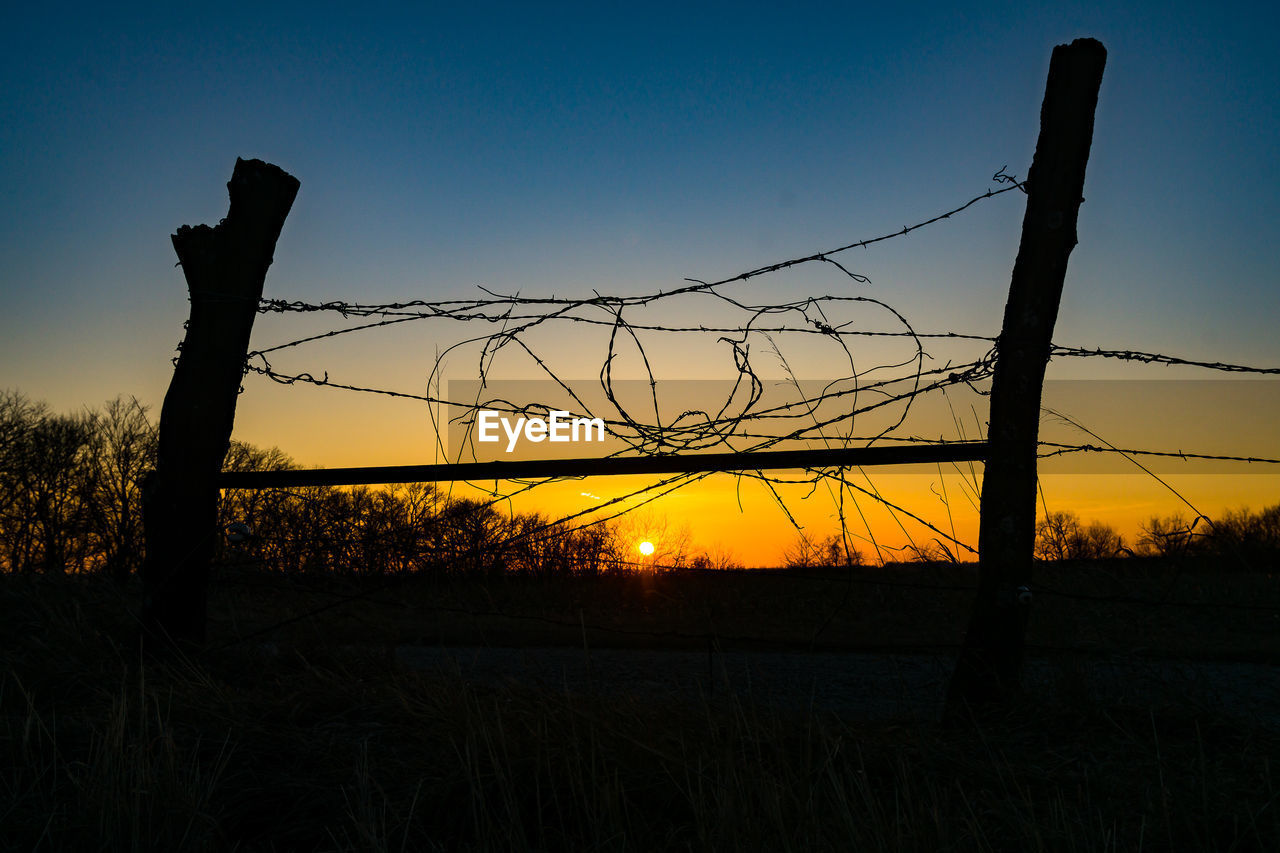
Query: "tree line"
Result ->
[[1032, 505, 1280, 567], [3, 389, 1276, 576], [0, 390, 739, 577]]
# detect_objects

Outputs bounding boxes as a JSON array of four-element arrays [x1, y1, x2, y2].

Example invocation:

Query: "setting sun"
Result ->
[[638, 541, 655, 557]]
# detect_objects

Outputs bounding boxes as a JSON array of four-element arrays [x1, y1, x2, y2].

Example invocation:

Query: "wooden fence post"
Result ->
[[141, 158, 299, 651], [945, 39, 1106, 716]]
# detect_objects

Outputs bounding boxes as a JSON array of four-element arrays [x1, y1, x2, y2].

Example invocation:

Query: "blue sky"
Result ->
[[2, 1, 1277, 463]]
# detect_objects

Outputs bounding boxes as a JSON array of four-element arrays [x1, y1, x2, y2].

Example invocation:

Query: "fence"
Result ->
[[139, 38, 1273, 718]]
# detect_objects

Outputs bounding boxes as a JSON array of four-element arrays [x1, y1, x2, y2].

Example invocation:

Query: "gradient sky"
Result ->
[[3, 2, 1278, 562]]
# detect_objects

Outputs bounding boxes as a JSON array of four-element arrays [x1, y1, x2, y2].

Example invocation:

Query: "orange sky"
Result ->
[[226, 369, 1280, 566], [7, 7, 1278, 567]]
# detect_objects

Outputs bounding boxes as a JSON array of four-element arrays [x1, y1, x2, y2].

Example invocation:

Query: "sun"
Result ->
[[638, 540, 655, 556]]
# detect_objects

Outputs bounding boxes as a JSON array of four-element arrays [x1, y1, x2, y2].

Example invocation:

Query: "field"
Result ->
[[208, 560, 1279, 659], [2, 562, 1277, 851]]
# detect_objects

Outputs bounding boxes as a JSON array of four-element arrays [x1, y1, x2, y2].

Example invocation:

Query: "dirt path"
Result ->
[[396, 645, 1280, 724]]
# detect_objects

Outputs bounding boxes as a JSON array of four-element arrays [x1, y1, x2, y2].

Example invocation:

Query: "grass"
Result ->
[[1, 569, 1277, 851]]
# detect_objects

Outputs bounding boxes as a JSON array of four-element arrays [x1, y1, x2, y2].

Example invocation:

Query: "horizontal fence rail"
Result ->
[[218, 441, 990, 489]]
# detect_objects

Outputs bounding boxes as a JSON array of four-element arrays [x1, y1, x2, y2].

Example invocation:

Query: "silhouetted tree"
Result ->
[[1034, 510, 1125, 561], [84, 397, 157, 580], [688, 544, 743, 571], [1134, 513, 1198, 558], [4, 403, 95, 573], [783, 531, 864, 569], [1202, 505, 1280, 565], [0, 391, 48, 571]]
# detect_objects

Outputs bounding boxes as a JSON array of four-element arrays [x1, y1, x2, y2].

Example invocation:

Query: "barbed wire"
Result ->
[[239, 166, 1277, 504], [1038, 443, 1280, 465], [1050, 345, 1280, 375], [203, 170, 1280, 654], [241, 177, 1028, 496]]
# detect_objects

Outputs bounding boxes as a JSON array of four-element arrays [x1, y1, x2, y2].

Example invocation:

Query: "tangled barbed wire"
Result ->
[[227, 170, 1280, 568]]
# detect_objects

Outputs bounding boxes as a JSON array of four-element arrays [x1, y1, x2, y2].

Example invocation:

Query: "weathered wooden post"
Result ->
[[141, 158, 299, 651], [945, 39, 1106, 716]]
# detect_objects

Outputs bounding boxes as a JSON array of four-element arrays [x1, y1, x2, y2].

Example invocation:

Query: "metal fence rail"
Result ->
[[219, 441, 991, 489]]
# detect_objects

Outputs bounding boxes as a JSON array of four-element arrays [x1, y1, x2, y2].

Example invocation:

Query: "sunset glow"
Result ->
[[2, 4, 1277, 567]]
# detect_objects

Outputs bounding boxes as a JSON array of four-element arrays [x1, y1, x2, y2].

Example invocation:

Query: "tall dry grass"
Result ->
[[2, 574, 1277, 851]]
